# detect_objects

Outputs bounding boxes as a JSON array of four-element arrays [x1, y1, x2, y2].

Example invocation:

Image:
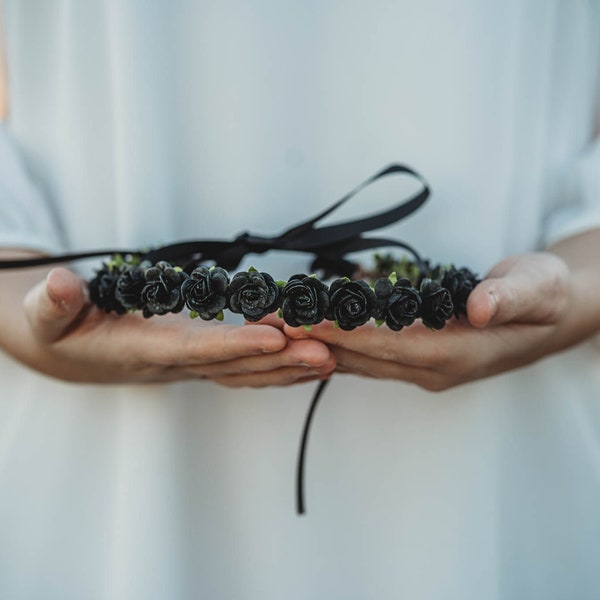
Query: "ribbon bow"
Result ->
[[0, 164, 429, 274]]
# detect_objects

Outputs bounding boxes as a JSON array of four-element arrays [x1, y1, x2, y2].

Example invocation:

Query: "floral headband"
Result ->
[[0, 164, 479, 514], [89, 257, 477, 332]]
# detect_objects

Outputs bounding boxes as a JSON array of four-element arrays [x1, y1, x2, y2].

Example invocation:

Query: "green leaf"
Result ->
[[302, 324, 313, 333], [125, 253, 141, 266], [108, 253, 126, 271], [375, 319, 385, 327], [215, 311, 225, 322], [277, 308, 283, 319], [333, 320, 340, 329], [276, 280, 287, 288], [388, 271, 397, 285], [189, 310, 199, 319], [248, 266, 258, 273], [310, 273, 317, 278]]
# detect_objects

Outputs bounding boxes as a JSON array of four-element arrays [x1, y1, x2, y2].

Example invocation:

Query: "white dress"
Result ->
[[1, 2, 600, 599]]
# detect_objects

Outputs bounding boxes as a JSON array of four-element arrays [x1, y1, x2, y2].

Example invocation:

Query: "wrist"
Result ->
[[548, 229, 600, 349]]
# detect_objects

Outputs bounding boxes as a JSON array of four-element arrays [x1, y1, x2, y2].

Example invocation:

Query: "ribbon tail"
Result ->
[[296, 377, 330, 515], [0, 249, 140, 269], [281, 164, 427, 240]]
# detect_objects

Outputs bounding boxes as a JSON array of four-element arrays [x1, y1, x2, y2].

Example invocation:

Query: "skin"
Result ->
[[278, 229, 600, 391], [0, 250, 336, 386], [2, 14, 598, 391], [1, 235, 598, 390]]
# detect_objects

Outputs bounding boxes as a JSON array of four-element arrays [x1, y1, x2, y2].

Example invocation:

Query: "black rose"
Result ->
[[420, 279, 454, 330], [374, 277, 421, 331], [181, 266, 229, 320], [281, 274, 329, 327], [89, 265, 127, 314], [441, 267, 478, 318], [114, 265, 147, 310], [228, 270, 280, 322], [141, 261, 187, 317], [326, 279, 376, 331]]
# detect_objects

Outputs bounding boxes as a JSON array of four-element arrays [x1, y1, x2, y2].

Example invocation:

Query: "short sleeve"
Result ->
[[0, 122, 64, 253], [542, 135, 600, 248]]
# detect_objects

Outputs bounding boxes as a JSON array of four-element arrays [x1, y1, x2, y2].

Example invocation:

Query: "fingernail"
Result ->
[[261, 346, 279, 354], [300, 362, 328, 370]]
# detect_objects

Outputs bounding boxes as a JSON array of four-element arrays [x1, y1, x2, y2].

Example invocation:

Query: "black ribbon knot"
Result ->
[[0, 164, 429, 275]]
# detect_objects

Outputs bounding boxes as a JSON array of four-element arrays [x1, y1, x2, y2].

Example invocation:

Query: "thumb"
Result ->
[[24, 268, 89, 343], [467, 253, 569, 328], [466, 278, 512, 328]]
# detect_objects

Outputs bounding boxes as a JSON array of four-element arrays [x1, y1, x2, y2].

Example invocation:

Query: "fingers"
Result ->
[[246, 313, 286, 330], [467, 253, 569, 328], [184, 338, 335, 378], [148, 322, 288, 366], [150, 332, 335, 387], [283, 317, 505, 383], [284, 320, 366, 344], [213, 367, 332, 388], [466, 280, 499, 328], [284, 320, 440, 367], [23, 267, 89, 343], [330, 346, 450, 391]]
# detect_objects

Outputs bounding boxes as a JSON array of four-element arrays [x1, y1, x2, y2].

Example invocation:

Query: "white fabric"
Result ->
[[0, 123, 64, 252], [1, 1, 600, 599]]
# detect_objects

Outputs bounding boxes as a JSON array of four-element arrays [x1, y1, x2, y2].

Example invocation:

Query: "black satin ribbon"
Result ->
[[297, 378, 330, 515], [0, 163, 430, 516], [0, 164, 429, 274]]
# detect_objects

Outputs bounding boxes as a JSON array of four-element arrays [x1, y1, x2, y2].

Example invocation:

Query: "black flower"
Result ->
[[114, 265, 147, 310], [374, 277, 421, 331], [181, 266, 229, 320], [441, 267, 478, 318], [141, 261, 187, 317], [228, 270, 280, 322], [281, 274, 329, 327], [326, 279, 376, 331], [420, 278, 454, 330], [89, 265, 127, 314]]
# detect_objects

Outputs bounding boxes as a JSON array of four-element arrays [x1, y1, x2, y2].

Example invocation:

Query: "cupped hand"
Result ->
[[284, 252, 577, 391], [18, 267, 335, 386]]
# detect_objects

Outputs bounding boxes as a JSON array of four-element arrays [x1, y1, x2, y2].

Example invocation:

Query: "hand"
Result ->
[[2, 264, 335, 387], [284, 251, 589, 391]]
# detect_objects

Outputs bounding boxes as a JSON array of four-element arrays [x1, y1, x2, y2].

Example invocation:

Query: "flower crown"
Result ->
[[0, 163, 481, 515], [90, 254, 479, 332], [1, 164, 479, 332]]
